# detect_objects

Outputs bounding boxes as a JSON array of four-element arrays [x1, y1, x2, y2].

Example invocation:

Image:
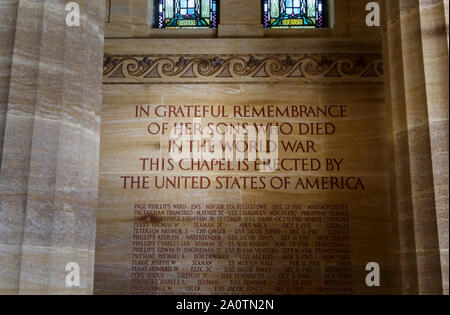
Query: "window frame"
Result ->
[[154, 0, 220, 29], [261, 0, 330, 29]]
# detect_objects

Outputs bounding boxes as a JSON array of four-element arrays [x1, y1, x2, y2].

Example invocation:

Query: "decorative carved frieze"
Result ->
[[103, 54, 384, 84]]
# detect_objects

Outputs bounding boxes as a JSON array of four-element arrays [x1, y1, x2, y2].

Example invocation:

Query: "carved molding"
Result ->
[[103, 54, 384, 84]]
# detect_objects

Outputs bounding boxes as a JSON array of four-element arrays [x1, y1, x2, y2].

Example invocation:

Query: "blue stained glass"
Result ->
[[157, 0, 219, 28], [263, 0, 328, 28]]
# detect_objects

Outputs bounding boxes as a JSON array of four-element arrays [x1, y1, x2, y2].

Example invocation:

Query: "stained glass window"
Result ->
[[263, 0, 328, 28], [156, 0, 219, 28]]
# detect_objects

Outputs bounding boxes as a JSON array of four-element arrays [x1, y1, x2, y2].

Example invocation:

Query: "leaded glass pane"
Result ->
[[156, 0, 218, 28], [165, 0, 174, 18], [270, 0, 279, 18], [263, 0, 328, 28], [201, 0, 210, 18], [307, 0, 316, 17]]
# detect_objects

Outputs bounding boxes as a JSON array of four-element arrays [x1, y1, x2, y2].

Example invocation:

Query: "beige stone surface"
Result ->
[[110, 0, 132, 23], [419, 0, 449, 295], [0, 0, 105, 294], [383, 0, 449, 295], [95, 33, 400, 294], [220, 0, 261, 25], [104, 37, 382, 55], [0, 0, 18, 167], [0, 0, 446, 296], [95, 0, 447, 295]]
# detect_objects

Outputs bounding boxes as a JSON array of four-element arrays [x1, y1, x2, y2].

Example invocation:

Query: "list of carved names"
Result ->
[[132, 203, 351, 294], [123, 104, 357, 294]]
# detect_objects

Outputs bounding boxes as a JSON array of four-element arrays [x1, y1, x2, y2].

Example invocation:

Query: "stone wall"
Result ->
[[98, 0, 448, 295], [0, 0, 447, 295], [0, 0, 105, 294], [382, 0, 449, 295], [103, 0, 382, 39]]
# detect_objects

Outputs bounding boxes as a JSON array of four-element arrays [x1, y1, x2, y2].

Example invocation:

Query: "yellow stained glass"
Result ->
[[178, 19, 197, 26], [282, 18, 302, 26]]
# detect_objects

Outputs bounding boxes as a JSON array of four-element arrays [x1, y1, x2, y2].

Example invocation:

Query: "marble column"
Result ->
[[383, 0, 449, 295], [0, 0, 105, 294]]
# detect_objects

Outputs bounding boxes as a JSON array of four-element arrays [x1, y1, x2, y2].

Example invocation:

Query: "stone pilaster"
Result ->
[[383, 0, 449, 295], [0, 0, 105, 294], [419, 0, 449, 295], [0, 0, 19, 167], [444, 0, 449, 45]]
